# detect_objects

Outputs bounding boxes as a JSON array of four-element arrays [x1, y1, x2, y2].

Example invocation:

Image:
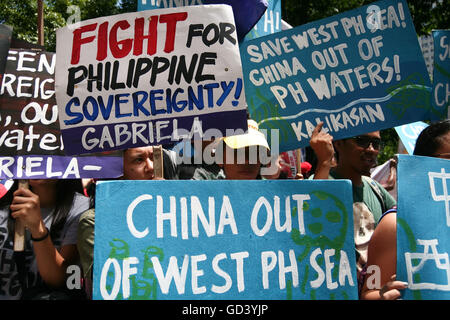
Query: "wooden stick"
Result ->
[[37, 0, 44, 46], [153, 145, 164, 179], [295, 149, 303, 175], [14, 180, 28, 252]]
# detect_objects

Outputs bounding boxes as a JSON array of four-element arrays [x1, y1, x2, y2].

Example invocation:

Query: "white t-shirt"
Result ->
[[0, 192, 89, 300]]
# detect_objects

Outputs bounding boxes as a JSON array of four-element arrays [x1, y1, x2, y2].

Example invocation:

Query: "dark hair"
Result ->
[[413, 120, 450, 156], [1, 179, 82, 242]]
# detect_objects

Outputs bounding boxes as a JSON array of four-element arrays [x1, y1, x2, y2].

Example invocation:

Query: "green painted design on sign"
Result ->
[[386, 73, 432, 119], [289, 190, 350, 300], [397, 217, 422, 300]]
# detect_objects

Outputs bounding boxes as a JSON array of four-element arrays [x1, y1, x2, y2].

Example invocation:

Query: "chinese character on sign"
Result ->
[[405, 239, 450, 291], [428, 168, 450, 227]]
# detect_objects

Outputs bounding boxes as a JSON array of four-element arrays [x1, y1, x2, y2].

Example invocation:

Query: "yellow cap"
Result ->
[[223, 119, 270, 150]]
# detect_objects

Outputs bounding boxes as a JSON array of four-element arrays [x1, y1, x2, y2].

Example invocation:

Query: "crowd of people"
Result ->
[[0, 118, 449, 300]]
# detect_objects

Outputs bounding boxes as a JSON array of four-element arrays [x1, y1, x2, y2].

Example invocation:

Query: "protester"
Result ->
[[122, 145, 179, 180], [177, 140, 226, 180], [309, 122, 396, 280], [361, 120, 450, 300], [211, 119, 271, 180], [77, 145, 178, 299], [370, 156, 398, 201], [0, 179, 89, 300]]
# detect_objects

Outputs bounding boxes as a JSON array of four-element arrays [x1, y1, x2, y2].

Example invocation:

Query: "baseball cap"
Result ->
[[223, 119, 270, 151]]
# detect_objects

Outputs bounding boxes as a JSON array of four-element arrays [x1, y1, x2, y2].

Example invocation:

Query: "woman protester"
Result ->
[[0, 179, 89, 300]]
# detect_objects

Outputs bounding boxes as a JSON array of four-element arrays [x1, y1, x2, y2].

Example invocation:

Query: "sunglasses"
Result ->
[[351, 135, 383, 150]]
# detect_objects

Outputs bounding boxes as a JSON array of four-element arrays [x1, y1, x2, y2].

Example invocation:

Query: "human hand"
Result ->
[[10, 187, 45, 237], [294, 173, 304, 180], [310, 122, 334, 165], [379, 274, 408, 300]]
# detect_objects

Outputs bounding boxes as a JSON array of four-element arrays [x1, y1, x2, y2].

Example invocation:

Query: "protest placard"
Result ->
[[138, 0, 268, 42], [240, 0, 441, 153], [93, 179, 357, 300], [55, 5, 248, 156], [397, 154, 450, 300], [0, 49, 122, 179], [394, 121, 428, 155], [243, 0, 281, 41], [419, 34, 434, 78], [432, 30, 450, 119]]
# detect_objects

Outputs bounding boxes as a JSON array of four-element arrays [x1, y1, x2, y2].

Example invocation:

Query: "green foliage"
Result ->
[[282, 0, 449, 35], [0, 1, 65, 50], [0, 0, 138, 52], [379, 128, 398, 164]]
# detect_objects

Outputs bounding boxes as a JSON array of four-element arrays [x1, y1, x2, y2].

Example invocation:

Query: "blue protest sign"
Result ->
[[432, 30, 450, 119], [243, 0, 281, 41], [240, 0, 439, 153], [138, 0, 268, 42], [394, 121, 428, 155], [93, 179, 358, 300], [397, 154, 450, 300]]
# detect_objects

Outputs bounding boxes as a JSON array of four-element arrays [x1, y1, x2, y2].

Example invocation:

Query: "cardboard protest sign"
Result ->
[[243, 0, 281, 41], [0, 49, 122, 179], [280, 150, 298, 178], [93, 179, 358, 300], [394, 121, 428, 155], [397, 154, 450, 300], [432, 30, 450, 119], [240, 0, 440, 153], [55, 5, 248, 156], [138, 0, 268, 42], [419, 34, 434, 78]]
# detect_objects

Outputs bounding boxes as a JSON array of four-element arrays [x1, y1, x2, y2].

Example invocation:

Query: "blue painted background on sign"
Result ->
[[243, 0, 281, 41], [93, 180, 357, 300], [432, 30, 450, 118], [240, 0, 439, 153], [394, 121, 428, 155], [397, 154, 450, 300]]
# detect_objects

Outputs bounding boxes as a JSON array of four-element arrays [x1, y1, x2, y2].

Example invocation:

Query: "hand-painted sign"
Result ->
[[418, 34, 434, 78], [243, 0, 281, 41], [394, 121, 428, 155], [432, 30, 450, 119], [55, 5, 248, 155], [240, 0, 439, 153], [93, 179, 358, 300], [397, 154, 450, 300], [0, 49, 122, 179], [138, 0, 268, 42]]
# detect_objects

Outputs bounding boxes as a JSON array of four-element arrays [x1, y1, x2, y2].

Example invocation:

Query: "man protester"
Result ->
[[77, 146, 178, 299], [309, 122, 396, 285]]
